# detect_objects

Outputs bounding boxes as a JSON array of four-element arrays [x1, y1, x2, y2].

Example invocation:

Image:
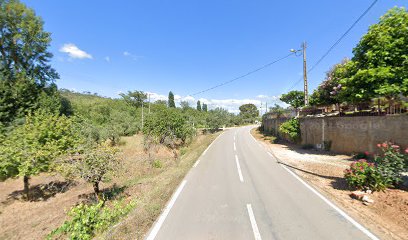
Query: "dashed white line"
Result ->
[[246, 204, 262, 240], [146, 180, 187, 240], [234, 142, 236, 151], [280, 165, 379, 240], [235, 155, 244, 182]]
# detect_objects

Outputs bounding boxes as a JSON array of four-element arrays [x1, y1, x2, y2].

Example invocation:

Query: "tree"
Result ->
[[119, 90, 147, 108], [309, 59, 350, 108], [60, 144, 120, 200], [0, 109, 82, 199], [196, 100, 202, 111], [202, 103, 208, 112], [239, 103, 258, 123], [280, 90, 304, 115], [206, 108, 231, 130], [0, 0, 59, 124], [168, 91, 176, 108], [180, 101, 190, 110], [342, 7, 408, 104]]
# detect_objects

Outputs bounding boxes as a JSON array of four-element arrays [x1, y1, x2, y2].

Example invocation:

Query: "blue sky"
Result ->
[[23, 0, 405, 113]]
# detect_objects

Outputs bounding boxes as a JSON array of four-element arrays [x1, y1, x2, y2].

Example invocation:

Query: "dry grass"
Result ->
[[0, 132, 219, 240]]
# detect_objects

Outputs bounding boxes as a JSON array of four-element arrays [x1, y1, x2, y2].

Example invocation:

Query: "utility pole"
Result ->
[[141, 101, 144, 130], [302, 41, 309, 106], [148, 93, 151, 114], [265, 102, 268, 114]]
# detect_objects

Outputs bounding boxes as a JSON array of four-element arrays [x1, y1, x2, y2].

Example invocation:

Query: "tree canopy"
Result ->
[[0, 0, 59, 124], [168, 91, 176, 108]]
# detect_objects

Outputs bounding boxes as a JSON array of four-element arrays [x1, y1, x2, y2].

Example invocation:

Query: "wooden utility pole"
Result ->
[[302, 41, 309, 106]]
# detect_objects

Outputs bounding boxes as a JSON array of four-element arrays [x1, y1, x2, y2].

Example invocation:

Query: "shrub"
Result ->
[[344, 159, 390, 191], [152, 160, 162, 168], [353, 151, 371, 160], [48, 200, 135, 240], [279, 118, 300, 142], [374, 142, 408, 186]]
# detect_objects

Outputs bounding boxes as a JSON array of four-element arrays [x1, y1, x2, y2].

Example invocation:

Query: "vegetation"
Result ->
[[280, 91, 304, 115], [309, 7, 408, 110], [48, 200, 135, 240], [168, 91, 175, 108], [344, 142, 408, 191], [0, 109, 82, 199], [239, 103, 258, 123], [278, 118, 300, 143], [0, 0, 60, 125], [344, 159, 390, 191]]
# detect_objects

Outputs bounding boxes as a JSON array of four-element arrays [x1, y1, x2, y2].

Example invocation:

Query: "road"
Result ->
[[145, 126, 378, 240]]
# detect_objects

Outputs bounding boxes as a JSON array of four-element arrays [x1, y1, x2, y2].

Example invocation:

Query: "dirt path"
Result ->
[[252, 128, 408, 240]]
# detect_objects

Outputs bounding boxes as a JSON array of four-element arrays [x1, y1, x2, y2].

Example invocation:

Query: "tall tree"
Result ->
[[168, 91, 176, 108], [0, 0, 59, 124], [342, 7, 408, 104], [119, 90, 147, 108], [202, 103, 208, 112], [239, 103, 258, 123], [196, 100, 202, 111], [280, 90, 305, 115]]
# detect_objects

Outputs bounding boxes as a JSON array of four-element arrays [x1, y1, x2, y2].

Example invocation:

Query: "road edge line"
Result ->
[[235, 154, 244, 182], [280, 165, 379, 240], [145, 180, 187, 240]]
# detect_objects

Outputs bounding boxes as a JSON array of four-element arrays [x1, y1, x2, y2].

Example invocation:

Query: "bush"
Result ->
[[279, 118, 300, 142], [344, 159, 390, 191], [374, 142, 408, 186], [48, 200, 135, 240]]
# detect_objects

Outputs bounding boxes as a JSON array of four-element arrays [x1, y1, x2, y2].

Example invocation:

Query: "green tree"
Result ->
[[342, 7, 408, 104], [280, 90, 305, 115], [119, 90, 147, 108], [0, 109, 82, 199], [168, 91, 176, 108], [206, 108, 231, 130], [180, 100, 190, 110], [309, 59, 350, 108], [239, 103, 258, 123], [60, 144, 121, 200], [0, 0, 59, 124], [202, 103, 208, 112], [196, 100, 202, 111]]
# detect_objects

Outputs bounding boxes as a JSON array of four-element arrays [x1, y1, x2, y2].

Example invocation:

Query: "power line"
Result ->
[[189, 52, 295, 96], [286, 0, 378, 92]]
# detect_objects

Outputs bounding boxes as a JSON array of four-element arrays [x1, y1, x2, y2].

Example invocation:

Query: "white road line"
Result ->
[[234, 142, 236, 151], [192, 159, 200, 168], [246, 204, 262, 240], [146, 180, 187, 240], [280, 165, 379, 240], [267, 152, 273, 157], [235, 155, 244, 182]]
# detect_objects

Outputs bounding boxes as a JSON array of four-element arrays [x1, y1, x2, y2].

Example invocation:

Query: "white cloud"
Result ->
[[59, 43, 92, 59], [123, 51, 143, 61], [104, 56, 110, 62]]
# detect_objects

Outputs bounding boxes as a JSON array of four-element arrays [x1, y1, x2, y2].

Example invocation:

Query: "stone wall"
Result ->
[[262, 115, 408, 154]]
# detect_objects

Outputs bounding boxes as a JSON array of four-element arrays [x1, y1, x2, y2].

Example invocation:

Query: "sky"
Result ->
[[23, 0, 406, 113]]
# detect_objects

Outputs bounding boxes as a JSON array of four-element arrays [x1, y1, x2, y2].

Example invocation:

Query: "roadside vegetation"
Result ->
[[0, 0, 261, 239]]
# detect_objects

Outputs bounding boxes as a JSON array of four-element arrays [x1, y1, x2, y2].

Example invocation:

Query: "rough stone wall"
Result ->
[[262, 115, 408, 154]]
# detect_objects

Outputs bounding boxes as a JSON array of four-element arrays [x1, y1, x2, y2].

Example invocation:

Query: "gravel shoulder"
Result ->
[[251, 128, 408, 240]]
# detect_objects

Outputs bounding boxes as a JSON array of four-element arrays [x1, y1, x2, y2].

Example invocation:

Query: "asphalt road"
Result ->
[[146, 126, 378, 240]]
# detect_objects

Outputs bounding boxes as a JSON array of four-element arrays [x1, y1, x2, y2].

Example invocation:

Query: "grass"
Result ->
[[98, 131, 220, 240]]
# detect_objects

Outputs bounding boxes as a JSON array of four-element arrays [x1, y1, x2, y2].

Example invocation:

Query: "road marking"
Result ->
[[280, 165, 379, 240], [146, 180, 187, 240], [235, 155, 244, 182], [192, 159, 200, 168], [267, 152, 273, 157], [246, 204, 262, 240], [234, 142, 236, 151]]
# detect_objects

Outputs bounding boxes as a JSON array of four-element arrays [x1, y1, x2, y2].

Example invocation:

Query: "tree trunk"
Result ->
[[93, 181, 101, 200], [23, 176, 30, 200]]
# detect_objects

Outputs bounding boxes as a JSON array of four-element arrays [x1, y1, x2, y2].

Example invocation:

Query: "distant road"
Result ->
[[146, 126, 378, 240]]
